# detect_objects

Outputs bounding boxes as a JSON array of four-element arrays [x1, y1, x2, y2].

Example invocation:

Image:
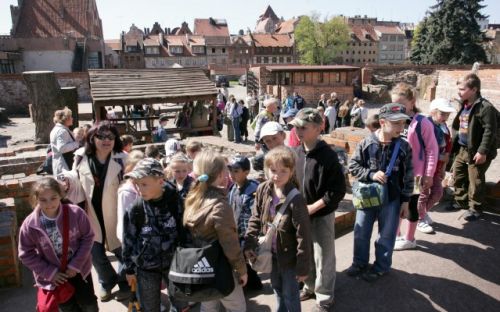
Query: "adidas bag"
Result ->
[[168, 240, 235, 302]]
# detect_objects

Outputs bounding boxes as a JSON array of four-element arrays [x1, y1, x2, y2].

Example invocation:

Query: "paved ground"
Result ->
[[1, 201, 499, 311]]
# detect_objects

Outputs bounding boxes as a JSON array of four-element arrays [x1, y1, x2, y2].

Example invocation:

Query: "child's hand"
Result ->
[[400, 202, 409, 219], [296, 275, 308, 282], [52, 272, 68, 286], [372, 171, 387, 184], [65, 269, 77, 278], [244, 250, 257, 263], [239, 273, 248, 287], [421, 176, 433, 191], [126, 274, 137, 287]]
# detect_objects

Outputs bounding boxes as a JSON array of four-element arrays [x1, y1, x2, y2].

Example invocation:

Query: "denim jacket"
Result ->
[[228, 179, 259, 240]]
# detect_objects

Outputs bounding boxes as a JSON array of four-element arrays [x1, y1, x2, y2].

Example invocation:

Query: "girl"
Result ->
[[168, 153, 194, 200], [244, 146, 312, 312], [390, 83, 439, 250], [18, 177, 97, 312], [183, 150, 248, 311], [417, 98, 455, 232]]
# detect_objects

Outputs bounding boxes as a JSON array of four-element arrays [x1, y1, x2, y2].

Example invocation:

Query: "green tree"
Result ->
[[411, 0, 488, 64], [294, 14, 350, 65]]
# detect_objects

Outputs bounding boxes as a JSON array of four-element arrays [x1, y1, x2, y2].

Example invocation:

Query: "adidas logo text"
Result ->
[[191, 257, 214, 273]]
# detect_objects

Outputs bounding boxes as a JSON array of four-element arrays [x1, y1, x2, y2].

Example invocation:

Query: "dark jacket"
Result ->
[[295, 140, 346, 218], [228, 179, 260, 240], [451, 97, 497, 160], [348, 133, 414, 203], [244, 181, 311, 276]]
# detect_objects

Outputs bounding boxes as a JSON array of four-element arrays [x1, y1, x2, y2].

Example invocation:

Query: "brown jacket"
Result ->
[[244, 181, 312, 276], [184, 187, 247, 277]]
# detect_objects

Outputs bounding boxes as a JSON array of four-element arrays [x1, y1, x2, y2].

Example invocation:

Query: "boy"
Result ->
[[291, 108, 346, 312], [121, 135, 134, 153], [348, 103, 413, 281], [152, 113, 169, 143], [451, 73, 498, 221], [252, 98, 278, 150], [122, 158, 184, 312], [185, 140, 203, 161], [251, 121, 286, 175], [227, 155, 262, 290]]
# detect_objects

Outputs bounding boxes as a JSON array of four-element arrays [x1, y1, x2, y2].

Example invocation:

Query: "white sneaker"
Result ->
[[394, 238, 417, 251], [417, 220, 434, 234], [423, 213, 434, 225]]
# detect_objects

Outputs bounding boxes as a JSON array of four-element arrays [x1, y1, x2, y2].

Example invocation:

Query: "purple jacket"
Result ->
[[408, 114, 439, 177], [18, 204, 94, 290]]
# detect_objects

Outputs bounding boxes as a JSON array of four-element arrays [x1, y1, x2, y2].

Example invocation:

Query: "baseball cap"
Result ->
[[289, 108, 323, 127], [282, 108, 298, 119], [379, 103, 411, 121], [263, 98, 279, 107], [429, 98, 456, 113], [124, 158, 164, 179], [159, 113, 169, 122], [164, 138, 181, 157], [260, 121, 284, 140], [228, 155, 251, 171]]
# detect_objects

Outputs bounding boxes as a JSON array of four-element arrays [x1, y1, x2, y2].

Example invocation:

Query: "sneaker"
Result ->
[[417, 220, 434, 234], [299, 289, 315, 301], [313, 304, 333, 312], [114, 289, 131, 301], [394, 238, 417, 251], [99, 288, 113, 302], [423, 213, 434, 225], [346, 264, 367, 277], [462, 210, 482, 222], [361, 269, 386, 283]]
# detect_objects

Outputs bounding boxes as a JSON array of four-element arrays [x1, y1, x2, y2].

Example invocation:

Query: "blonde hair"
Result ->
[[169, 153, 190, 167], [264, 146, 299, 188], [53, 107, 72, 124], [124, 150, 144, 174], [183, 150, 226, 225]]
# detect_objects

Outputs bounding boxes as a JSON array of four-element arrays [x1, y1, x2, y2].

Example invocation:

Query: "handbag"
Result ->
[[352, 139, 401, 210], [37, 204, 75, 312], [250, 188, 300, 273], [168, 240, 235, 302]]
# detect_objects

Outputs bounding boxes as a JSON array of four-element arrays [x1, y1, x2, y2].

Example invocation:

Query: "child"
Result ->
[[122, 158, 183, 312], [365, 114, 380, 133], [73, 127, 85, 147], [18, 177, 97, 312], [417, 98, 456, 233], [348, 103, 414, 282], [145, 145, 162, 160], [350, 100, 368, 128], [317, 106, 327, 134], [239, 100, 250, 142], [252, 98, 278, 150], [291, 108, 346, 311], [244, 146, 312, 311], [183, 150, 248, 311], [121, 134, 134, 153], [152, 113, 169, 143], [168, 153, 194, 200], [185, 140, 203, 161], [227, 155, 262, 290], [324, 99, 337, 134], [163, 138, 181, 167], [116, 150, 144, 243]]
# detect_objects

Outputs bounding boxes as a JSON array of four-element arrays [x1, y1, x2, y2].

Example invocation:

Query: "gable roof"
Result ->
[[105, 39, 122, 51], [259, 5, 279, 22], [374, 25, 405, 36], [251, 34, 293, 47], [350, 24, 379, 42], [193, 18, 229, 37], [275, 18, 300, 34]]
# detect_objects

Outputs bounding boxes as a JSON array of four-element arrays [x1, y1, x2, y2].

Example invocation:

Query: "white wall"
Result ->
[[23, 50, 74, 72]]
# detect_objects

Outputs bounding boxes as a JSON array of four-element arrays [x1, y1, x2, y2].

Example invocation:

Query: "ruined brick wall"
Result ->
[[0, 72, 90, 116]]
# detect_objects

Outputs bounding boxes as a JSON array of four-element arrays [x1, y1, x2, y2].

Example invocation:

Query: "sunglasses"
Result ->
[[95, 133, 116, 141]]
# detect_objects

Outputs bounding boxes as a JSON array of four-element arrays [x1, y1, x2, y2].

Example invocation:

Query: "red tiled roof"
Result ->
[[188, 36, 205, 46], [143, 37, 159, 46], [105, 39, 122, 51], [165, 36, 184, 46], [252, 34, 293, 47], [12, 0, 103, 39], [265, 65, 359, 72], [374, 25, 404, 35], [350, 24, 378, 42], [193, 18, 229, 37], [276, 18, 300, 34]]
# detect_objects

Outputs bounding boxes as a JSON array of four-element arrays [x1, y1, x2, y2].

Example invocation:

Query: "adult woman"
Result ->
[[50, 107, 79, 176], [72, 121, 130, 301]]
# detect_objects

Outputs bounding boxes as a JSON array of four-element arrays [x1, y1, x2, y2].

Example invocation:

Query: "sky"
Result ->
[[1, 0, 499, 39]]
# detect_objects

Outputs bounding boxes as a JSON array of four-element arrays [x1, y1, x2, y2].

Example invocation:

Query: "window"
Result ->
[[272, 57, 277, 63], [279, 56, 284, 63], [246, 49, 249, 54], [257, 56, 262, 63], [363, 51, 366, 54], [222, 48, 226, 53], [212, 48, 216, 53], [352, 51, 355, 54], [369, 43, 372, 46], [380, 54, 386, 60], [358, 51, 361, 54], [279, 48, 283, 53], [263, 57, 269, 64], [286, 57, 292, 63], [364, 43, 367, 46]]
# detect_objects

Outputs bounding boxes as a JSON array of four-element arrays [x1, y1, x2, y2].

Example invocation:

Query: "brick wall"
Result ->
[[0, 72, 90, 116], [0, 198, 21, 288]]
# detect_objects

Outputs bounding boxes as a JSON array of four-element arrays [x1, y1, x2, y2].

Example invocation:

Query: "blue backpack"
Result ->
[[414, 114, 443, 161]]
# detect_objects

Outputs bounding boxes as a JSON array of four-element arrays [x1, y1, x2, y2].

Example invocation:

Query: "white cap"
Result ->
[[164, 138, 181, 157], [429, 98, 456, 113], [260, 121, 284, 141]]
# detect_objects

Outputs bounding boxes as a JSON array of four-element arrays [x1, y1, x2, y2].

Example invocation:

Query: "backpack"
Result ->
[[414, 114, 443, 161], [338, 103, 350, 118]]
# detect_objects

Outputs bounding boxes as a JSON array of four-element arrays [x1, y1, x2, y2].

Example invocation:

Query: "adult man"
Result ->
[[293, 92, 306, 110], [451, 73, 497, 221]]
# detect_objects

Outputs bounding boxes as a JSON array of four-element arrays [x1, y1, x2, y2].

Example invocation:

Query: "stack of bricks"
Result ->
[[322, 126, 370, 157], [0, 198, 21, 287], [0, 174, 40, 225]]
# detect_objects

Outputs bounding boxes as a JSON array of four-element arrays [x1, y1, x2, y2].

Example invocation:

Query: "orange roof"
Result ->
[[143, 37, 159, 46], [265, 65, 359, 72], [105, 39, 122, 51], [252, 34, 293, 47], [276, 18, 300, 34], [165, 36, 185, 46], [350, 24, 378, 42], [193, 18, 229, 37], [374, 25, 404, 35], [188, 35, 205, 46]]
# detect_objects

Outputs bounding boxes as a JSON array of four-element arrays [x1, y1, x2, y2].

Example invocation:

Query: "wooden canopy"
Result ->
[[88, 68, 218, 120]]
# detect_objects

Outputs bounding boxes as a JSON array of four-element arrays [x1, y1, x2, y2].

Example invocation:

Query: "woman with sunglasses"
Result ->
[[71, 121, 131, 302]]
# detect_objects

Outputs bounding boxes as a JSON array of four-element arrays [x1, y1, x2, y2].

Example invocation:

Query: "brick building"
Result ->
[[374, 25, 407, 64], [194, 18, 231, 74], [0, 0, 105, 72], [343, 24, 379, 66]]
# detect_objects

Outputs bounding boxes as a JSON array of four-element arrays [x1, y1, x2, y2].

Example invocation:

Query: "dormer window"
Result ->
[[170, 46, 183, 54]]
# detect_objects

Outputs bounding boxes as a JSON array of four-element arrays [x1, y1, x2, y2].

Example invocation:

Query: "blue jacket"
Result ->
[[228, 179, 259, 239]]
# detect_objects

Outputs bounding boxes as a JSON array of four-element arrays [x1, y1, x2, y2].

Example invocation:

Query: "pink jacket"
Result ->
[[18, 204, 94, 290], [407, 114, 439, 177]]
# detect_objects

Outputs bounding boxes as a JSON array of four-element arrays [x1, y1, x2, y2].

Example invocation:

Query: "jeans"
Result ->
[[91, 242, 129, 292], [232, 117, 242, 143], [353, 197, 401, 273], [271, 257, 301, 312], [137, 268, 181, 312], [303, 212, 336, 306], [453, 146, 492, 212], [200, 274, 246, 312]]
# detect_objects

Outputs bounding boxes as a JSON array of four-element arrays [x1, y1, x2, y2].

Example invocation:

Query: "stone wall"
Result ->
[[0, 72, 90, 116]]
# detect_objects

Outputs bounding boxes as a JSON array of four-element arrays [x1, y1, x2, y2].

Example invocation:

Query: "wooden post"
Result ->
[[22, 71, 63, 144], [60, 87, 78, 130]]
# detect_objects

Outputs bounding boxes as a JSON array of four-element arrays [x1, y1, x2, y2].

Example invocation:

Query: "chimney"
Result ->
[[165, 27, 168, 34], [167, 28, 171, 35], [159, 33, 163, 45]]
